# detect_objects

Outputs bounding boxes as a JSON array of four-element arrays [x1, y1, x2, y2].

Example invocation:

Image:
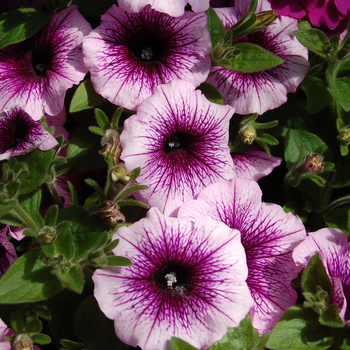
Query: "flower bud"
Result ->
[[338, 129, 350, 144], [297, 154, 324, 173], [90, 201, 125, 227], [99, 129, 121, 165], [239, 124, 256, 145], [254, 10, 278, 27]]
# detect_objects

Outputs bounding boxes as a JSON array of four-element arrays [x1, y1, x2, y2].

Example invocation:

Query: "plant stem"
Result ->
[[321, 194, 350, 215], [14, 205, 38, 231], [48, 181, 64, 209]]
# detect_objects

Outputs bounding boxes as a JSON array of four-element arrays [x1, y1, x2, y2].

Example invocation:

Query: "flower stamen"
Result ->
[[141, 47, 153, 61], [165, 271, 177, 287]]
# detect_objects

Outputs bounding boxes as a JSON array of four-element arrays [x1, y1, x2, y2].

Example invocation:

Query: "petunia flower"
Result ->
[[206, 0, 309, 115], [0, 318, 14, 350], [117, 0, 210, 17], [93, 207, 254, 350], [0, 108, 58, 160], [232, 148, 282, 181], [0, 5, 91, 121], [120, 79, 235, 216], [178, 178, 306, 334], [0, 225, 17, 278], [293, 228, 350, 325], [82, 5, 211, 111]]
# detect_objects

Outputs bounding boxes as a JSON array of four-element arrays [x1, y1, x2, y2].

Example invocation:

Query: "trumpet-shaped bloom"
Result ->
[[83, 5, 211, 111], [120, 79, 235, 216], [0, 226, 17, 278], [93, 207, 253, 350], [178, 178, 306, 334], [117, 0, 210, 17], [0, 108, 58, 160], [232, 148, 282, 181], [293, 228, 350, 325], [206, 0, 309, 115], [0, 5, 91, 120]]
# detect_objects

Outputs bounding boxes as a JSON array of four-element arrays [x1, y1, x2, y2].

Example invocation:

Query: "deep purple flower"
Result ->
[[117, 0, 210, 17], [0, 108, 58, 160], [120, 79, 235, 216], [268, 0, 350, 33], [0, 226, 17, 278], [0, 5, 91, 121], [82, 5, 211, 111], [206, 0, 309, 115], [93, 207, 253, 350], [232, 148, 282, 181], [178, 178, 306, 334], [293, 228, 350, 326]]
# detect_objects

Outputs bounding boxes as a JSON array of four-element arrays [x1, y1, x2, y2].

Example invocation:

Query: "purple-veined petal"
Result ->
[[0, 107, 58, 160], [232, 148, 282, 181], [206, 0, 309, 115], [178, 178, 306, 334], [120, 79, 235, 216], [82, 5, 211, 111], [93, 207, 253, 350], [293, 228, 350, 323], [0, 226, 17, 278], [0, 6, 91, 120]]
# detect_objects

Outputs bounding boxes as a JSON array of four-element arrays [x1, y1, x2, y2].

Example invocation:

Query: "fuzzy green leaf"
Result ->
[[171, 337, 198, 350], [206, 8, 226, 50], [294, 29, 329, 57], [57, 265, 84, 294]]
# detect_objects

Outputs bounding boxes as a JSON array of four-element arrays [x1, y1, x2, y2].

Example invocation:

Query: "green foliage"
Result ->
[[0, 9, 53, 50], [171, 337, 198, 350], [294, 29, 330, 58], [198, 83, 224, 105], [206, 8, 226, 50]]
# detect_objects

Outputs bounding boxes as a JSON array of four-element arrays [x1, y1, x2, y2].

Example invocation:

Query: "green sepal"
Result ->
[[0, 9, 53, 50], [117, 199, 149, 209], [106, 256, 132, 266], [67, 181, 78, 206], [115, 185, 148, 201], [0, 250, 64, 304], [319, 304, 344, 327], [69, 79, 106, 113], [25, 319, 42, 334], [55, 221, 72, 235], [88, 126, 105, 136], [171, 337, 198, 350], [219, 43, 283, 73], [57, 265, 84, 294], [294, 29, 330, 58], [31, 211, 44, 230], [10, 311, 23, 334], [36, 306, 51, 321], [92, 232, 109, 252], [31, 333, 51, 345], [85, 178, 106, 203], [95, 108, 110, 131], [112, 107, 124, 129], [103, 239, 119, 253], [256, 130, 279, 145], [206, 8, 226, 51], [44, 205, 58, 227]]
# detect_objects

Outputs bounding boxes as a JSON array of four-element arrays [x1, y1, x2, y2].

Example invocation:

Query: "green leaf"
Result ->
[[0, 9, 53, 50], [111, 107, 123, 129], [17, 149, 56, 194], [41, 243, 55, 257], [44, 205, 58, 227], [73, 295, 129, 350], [206, 8, 226, 50], [95, 108, 110, 130], [117, 199, 149, 209], [324, 206, 350, 237], [220, 43, 283, 73], [301, 75, 333, 114], [302, 254, 332, 298], [294, 29, 329, 57], [36, 305, 51, 321], [69, 79, 106, 113], [115, 185, 148, 201], [103, 239, 119, 253], [31, 211, 44, 229], [209, 314, 255, 350], [57, 265, 84, 294], [25, 319, 42, 333], [284, 130, 327, 171], [0, 250, 64, 304], [31, 333, 51, 345], [328, 77, 350, 112], [266, 306, 333, 350], [319, 304, 344, 327], [85, 178, 106, 202], [5, 182, 20, 198], [331, 165, 350, 188], [10, 311, 23, 334], [57, 206, 109, 261], [197, 83, 224, 105], [256, 130, 279, 145], [171, 337, 198, 350], [88, 126, 105, 136], [298, 21, 312, 29], [106, 256, 132, 266], [0, 200, 18, 218], [67, 181, 78, 206], [55, 229, 74, 261]]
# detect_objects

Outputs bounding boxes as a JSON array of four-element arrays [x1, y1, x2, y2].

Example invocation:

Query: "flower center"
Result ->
[[129, 34, 164, 62], [163, 133, 192, 154], [31, 46, 51, 76], [154, 263, 192, 291]]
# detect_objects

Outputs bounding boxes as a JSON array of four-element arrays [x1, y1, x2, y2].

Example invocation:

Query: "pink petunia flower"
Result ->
[[0, 5, 91, 121], [117, 0, 210, 17], [206, 0, 309, 115], [178, 178, 306, 334], [93, 207, 253, 350], [0, 108, 58, 160], [0, 226, 17, 278], [293, 228, 350, 325], [120, 79, 235, 216], [82, 5, 211, 111]]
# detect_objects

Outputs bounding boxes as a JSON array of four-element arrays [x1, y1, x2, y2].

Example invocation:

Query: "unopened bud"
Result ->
[[38, 226, 56, 244], [91, 201, 125, 227], [338, 129, 350, 144], [239, 125, 256, 145], [111, 163, 132, 186], [13, 334, 33, 350], [254, 10, 278, 27], [297, 154, 324, 173], [99, 129, 121, 165]]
